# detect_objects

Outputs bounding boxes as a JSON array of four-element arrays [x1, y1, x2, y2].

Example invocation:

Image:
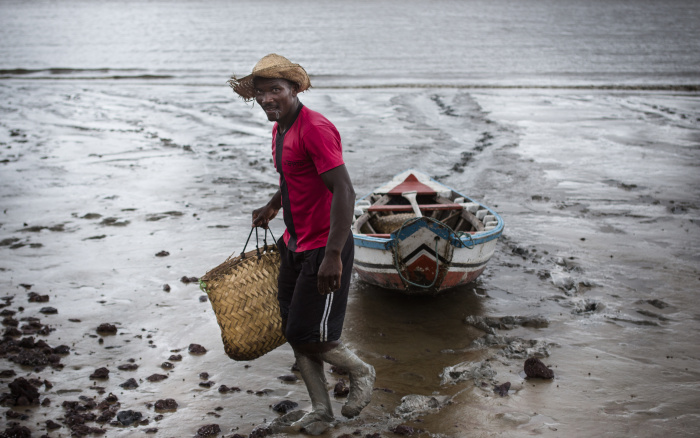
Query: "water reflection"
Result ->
[[343, 278, 487, 401]]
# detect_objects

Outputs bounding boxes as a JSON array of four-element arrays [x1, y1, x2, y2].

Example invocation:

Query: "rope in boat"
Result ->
[[392, 216, 476, 289]]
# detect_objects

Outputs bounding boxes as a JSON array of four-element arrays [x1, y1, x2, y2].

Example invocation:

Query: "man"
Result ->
[[228, 54, 375, 434]]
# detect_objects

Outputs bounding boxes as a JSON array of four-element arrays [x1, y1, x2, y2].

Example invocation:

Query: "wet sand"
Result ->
[[1, 82, 699, 437]]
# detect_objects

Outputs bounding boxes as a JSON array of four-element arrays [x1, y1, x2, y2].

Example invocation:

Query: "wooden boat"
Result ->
[[352, 170, 504, 294]]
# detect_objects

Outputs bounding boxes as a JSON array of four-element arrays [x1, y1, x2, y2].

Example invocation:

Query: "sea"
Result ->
[[1, 0, 699, 88], [1, 1, 699, 437]]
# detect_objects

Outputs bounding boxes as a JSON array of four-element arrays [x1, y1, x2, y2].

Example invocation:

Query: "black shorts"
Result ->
[[277, 231, 354, 344]]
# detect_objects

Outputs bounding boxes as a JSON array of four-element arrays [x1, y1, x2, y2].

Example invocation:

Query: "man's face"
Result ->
[[253, 77, 298, 123]]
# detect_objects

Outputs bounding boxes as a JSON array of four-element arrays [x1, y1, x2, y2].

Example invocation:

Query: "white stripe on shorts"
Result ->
[[320, 292, 334, 342]]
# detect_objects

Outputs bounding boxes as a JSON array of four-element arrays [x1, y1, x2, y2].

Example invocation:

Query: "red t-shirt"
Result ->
[[272, 105, 344, 252]]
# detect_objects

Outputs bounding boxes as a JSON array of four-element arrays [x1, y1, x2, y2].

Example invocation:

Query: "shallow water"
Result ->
[[1, 0, 700, 437]]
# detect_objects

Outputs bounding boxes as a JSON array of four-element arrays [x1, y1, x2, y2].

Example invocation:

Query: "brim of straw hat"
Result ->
[[228, 63, 311, 101]]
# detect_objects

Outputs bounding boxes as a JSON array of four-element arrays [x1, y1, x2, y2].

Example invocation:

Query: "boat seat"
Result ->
[[360, 231, 477, 238], [367, 203, 463, 213]]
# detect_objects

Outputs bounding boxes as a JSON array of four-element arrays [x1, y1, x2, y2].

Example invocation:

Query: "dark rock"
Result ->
[[277, 374, 298, 382], [161, 361, 174, 370], [68, 424, 105, 435], [155, 250, 169, 257], [46, 419, 62, 429], [199, 295, 208, 302], [145, 428, 158, 434], [0, 370, 16, 378], [391, 425, 415, 435], [20, 317, 52, 335], [103, 393, 119, 404], [271, 400, 298, 414], [53, 345, 70, 355], [96, 398, 117, 411], [196, 424, 221, 437], [116, 410, 142, 426], [162, 284, 171, 292], [168, 354, 183, 361], [199, 381, 214, 388], [199, 372, 209, 380], [119, 378, 139, 389], [188, 343, 207, 355], [96, 408, 117, 423], [28, 292, 49, 303], [154, 398, 178, 411], [146, 374, 168, 382], [90, 367, 110, 379], [3, 327, 22, 338], [513, 246, 529, 256], [6, 377, 40, 406], [524, 357, 554, 379], [2, 317, 19, 327], [117, 363, 138, 371], [249, 425, 271, 438], [96, 323, 117, 335], [39, 307, 58, 314], [1, 423, 31, 438], [333, 379, 350, 397], [36, 340, 50, 350], [18, 336, 36, 348], [10, 348, 49, 367], [218, 385, 241, 393], [494, 381, 511, 396], [5, 410, 28, 420]]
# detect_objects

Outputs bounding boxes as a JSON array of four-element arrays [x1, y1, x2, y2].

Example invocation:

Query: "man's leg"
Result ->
[[276, 238, 334, 432], [290, 233, 374, 419], [289, 351, 334, 434], [282, 244, 340, 432], [318, 344, 375, 418]]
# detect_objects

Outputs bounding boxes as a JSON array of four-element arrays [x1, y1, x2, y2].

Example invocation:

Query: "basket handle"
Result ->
[[239, 227, 278, 260]]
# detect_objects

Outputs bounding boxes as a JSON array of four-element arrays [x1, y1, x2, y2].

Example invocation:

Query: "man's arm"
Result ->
[[317, 164, 355, 294], [252, 189, 282, 228]]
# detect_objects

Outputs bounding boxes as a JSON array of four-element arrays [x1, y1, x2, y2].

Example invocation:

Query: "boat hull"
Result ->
[[353, 219, 497, 293], [352, 170, 503, 294]]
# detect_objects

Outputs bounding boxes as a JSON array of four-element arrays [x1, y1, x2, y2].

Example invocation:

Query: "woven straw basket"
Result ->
[[200, 244, 286, 361]]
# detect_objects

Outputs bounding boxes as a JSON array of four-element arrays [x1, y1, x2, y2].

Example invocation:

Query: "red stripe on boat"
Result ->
[[387, 174, 438, 196]]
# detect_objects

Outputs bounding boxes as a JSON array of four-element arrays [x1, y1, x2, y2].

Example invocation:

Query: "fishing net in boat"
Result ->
[[370, 213, 415, 234], [199, 228, 286, 361]]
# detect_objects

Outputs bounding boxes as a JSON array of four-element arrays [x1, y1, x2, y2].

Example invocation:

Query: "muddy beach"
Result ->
[[1, 79, 699, 437]]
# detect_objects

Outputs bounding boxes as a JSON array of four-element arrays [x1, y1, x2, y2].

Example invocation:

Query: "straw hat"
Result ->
[[228, 54, 311, 101]]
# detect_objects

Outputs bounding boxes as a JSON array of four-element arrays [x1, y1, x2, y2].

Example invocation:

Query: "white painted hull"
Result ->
[[352, 170, 503, 294]]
